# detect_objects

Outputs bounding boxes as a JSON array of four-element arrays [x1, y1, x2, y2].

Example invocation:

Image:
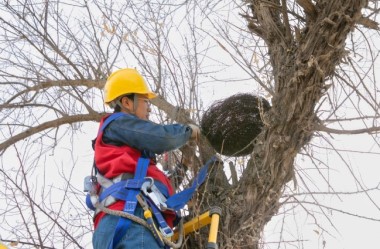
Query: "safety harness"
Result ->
[[84, 113, 217, 248]]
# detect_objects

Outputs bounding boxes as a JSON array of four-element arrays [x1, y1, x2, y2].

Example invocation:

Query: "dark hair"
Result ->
[[113, 93, 134, 113]]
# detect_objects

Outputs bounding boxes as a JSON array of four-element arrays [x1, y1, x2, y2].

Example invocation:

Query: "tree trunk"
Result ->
[[186, 1, 367, 248]]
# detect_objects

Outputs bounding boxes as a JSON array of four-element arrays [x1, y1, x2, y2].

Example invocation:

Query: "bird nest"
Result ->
[[201, 93, 271, 157]]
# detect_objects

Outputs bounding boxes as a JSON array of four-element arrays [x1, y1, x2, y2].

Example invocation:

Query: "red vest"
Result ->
[[93, 115, 175, 228]]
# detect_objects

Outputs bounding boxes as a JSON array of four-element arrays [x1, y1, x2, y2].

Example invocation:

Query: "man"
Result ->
[[92, 68, 199, 249]]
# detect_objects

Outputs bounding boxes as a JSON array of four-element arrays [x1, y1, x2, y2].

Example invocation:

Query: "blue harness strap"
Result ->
[[166, 156, 218, 211], [99, 112, 125, 133], [108, 156, 150, 249], [145, 197, 173, 237]]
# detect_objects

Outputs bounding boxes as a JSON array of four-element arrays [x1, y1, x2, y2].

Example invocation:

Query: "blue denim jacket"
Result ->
[[102, 113, 192, 157]]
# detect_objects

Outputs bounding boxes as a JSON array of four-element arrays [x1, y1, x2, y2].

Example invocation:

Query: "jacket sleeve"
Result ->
[[102, 114, 193, 154]]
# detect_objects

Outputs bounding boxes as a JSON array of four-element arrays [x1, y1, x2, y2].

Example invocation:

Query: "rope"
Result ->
[[95, 204, 184, 248]]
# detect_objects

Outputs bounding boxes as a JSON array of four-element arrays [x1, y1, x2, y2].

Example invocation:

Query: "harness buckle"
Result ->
[[83, 176, 97, 193], [141, 178, 172, 212], [159, 225, 174, 237]]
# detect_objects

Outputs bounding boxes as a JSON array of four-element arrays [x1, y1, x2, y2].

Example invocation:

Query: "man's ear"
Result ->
[[120, 96, 133, 112]]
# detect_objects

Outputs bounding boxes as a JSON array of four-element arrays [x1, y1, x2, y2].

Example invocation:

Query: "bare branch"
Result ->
[[315, 123, 380, 134], [0, 113, 105, 153], [357, 15, 379, 30]]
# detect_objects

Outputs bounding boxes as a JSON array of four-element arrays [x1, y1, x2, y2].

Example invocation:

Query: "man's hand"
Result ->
[[188, 124, 200, 141]]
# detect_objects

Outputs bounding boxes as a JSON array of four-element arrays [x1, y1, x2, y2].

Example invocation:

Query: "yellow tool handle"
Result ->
[[172, 210, 212, 241], [172, 206, 222, 249], [208, 213, 220, 243]]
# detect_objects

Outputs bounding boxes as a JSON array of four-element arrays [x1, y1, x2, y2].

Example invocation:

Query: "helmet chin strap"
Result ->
[[133, 94, 138, 113]]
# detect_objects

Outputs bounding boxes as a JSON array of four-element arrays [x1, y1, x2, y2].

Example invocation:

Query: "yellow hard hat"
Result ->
[[104, 68, 157, 104], [0, 241, 8, 249]]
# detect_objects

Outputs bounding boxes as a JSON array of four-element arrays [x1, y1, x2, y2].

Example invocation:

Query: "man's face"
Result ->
[[121, 94, 151, 120], [134, 94, 151, 120]]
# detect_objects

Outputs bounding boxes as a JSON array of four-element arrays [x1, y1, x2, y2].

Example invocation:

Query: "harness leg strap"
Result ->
[[107, 157, 150, 249]]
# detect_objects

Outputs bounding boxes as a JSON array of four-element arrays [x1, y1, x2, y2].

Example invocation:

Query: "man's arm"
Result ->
[[103, 114, 193, 154]]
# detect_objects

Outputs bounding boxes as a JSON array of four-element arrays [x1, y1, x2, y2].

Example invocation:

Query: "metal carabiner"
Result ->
[[140, 178, 170, 211], [142, 177, 154, 188]]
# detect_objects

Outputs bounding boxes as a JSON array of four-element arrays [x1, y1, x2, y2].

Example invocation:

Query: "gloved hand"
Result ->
[[188, 124, 200, 141]]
